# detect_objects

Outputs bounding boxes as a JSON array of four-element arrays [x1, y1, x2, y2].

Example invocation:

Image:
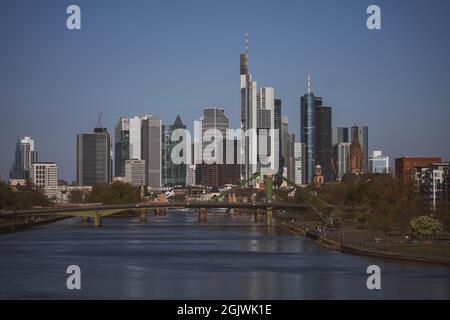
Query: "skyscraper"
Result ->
[[77, 127, 112, 186], [162, 115, 187, 186], [351, 125, 369, 172], [198, 108, 230, 187], [316, 105, 333, 182], [10, 136, 38, 180], [240, 34, 277, 182], [274, 99, 283, 174], [114, 117, 130, 177], [129, 116, 143, 161], [337, 142, 351, 180], [332, 127, 349, 180], [141, 115, 162, 188], [294, 142, 305, 185]]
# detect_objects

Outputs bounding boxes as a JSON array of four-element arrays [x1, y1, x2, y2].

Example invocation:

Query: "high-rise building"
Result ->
[[351, 125, 369, 172], [274, 99, 282, 174], [162, 115, 187, 186], [77, 127, 112, 186], [332, 127, 349, 180], [332, 127, 349, 147], [129, 116, 143, 161], [395, 157, 442, 180], [316, 105, 333, 182], [369, 151, 390, 174], [141, 115, 162, 188], [186, 164, 196, 187], [10, 136, 38, 180], [301, 75, 333, 183], [125, 159, 146, 187], [337, 142, 351, 180], [240, 34, 277, 182], [294, 142, 305, 185], [114, 118, 130, 177], [198, 108, 230, 187]]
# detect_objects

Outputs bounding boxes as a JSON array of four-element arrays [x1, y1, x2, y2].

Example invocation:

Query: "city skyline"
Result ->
[[1, 0, 450, 181]]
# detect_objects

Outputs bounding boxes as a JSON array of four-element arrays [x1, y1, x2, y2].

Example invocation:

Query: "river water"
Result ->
[[0, 210, 449, 300]]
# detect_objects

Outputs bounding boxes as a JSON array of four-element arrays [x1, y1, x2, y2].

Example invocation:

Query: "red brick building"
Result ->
[[395, 157, 442, 180]]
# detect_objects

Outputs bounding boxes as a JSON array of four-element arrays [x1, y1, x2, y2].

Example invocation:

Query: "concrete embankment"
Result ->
[[277, 221, 450, 266], [0, 216, 68, 235]]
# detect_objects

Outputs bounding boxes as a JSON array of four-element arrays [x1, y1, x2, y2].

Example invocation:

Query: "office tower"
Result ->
[[240, 34, 276, 182], [257, 87, 277, 175], [10, 136, 38, 180], [332, 127, 349, 147], [332, 127, 349, 180], [224, 138, 242, 185], [337, 142, 351, 180], [141, 115, 162, 188], [348, 129, 364, 174], [77, 127, 112, 186], [294, 142, 305, 185], [301, 75, 332, 183], [351, 125, 369, 172], [125, 160, 146, 187], [286, 134, 296, 183], [114, 117, 130, 177], [199, 108, 230, 187], [274, 99, 282, 174], [129, 116, 143, 160], [30, 162, 58, 189], [395, 157, 442, 180], [281, 116, 289, 169], [316, 105, 333, 182], [162, 115, 187, 187], [369, 151, 390, 174]]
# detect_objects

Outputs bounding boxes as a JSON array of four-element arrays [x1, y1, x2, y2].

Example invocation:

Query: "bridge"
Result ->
[[0, 172, 334, 230]]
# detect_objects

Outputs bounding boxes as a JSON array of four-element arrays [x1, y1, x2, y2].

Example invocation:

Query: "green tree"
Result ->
[[410, 216, 443, 239]]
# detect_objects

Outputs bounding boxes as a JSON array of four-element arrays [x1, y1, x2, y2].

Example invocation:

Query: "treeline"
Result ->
[[72, 182, 141, 205], [313, 174, 449, 233], [0, 181, 50, 210]]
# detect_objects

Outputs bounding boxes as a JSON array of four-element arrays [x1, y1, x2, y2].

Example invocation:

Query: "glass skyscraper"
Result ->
[[162, 115, 187, 187]]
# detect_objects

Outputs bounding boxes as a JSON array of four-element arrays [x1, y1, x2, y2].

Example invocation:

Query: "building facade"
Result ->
[[337, 142, 351, 180], [114, 117, 130, 177], [30, 162, 58, 189], [76, 127, 112, 186], [141, 115, 162, 188], [125, 159, 146, 187], [369, 151, 390, 174], [162, 116, 187, 186], [414, 162, 450, 210], [351, 126, 369, 172], [395, 157, 442, 180], [10, 136, 38, 180]]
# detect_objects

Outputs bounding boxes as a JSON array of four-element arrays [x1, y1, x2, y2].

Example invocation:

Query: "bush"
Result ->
[[410, 216, 443, 239]]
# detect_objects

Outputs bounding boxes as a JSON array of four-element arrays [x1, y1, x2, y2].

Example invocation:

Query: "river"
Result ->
[[0, 210, 449, 299]]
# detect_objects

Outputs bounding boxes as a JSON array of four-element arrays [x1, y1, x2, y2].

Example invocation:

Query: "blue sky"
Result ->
[[1, 0, 450, 181]]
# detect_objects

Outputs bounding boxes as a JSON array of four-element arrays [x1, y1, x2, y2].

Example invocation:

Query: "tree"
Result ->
[[410, 216, 443, 239], [330, 208, 344, 228]]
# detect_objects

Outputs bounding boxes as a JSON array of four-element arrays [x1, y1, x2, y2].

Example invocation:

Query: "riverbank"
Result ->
[[277, 220, 450, 266], [0, 216, 68, 235]]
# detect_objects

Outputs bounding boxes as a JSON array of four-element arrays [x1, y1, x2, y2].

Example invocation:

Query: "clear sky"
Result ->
[[1, 0, 450, 182]]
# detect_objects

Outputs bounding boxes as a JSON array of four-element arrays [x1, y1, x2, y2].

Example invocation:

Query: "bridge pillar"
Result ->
[[93, 213, 102, 227], [266, 207, 273, 226], [254, 210, 263, 223], [199, 208, 207, 222], [156, 208, 167, 216], [139, 209, 148, 223], [81, 216, 91, 224]]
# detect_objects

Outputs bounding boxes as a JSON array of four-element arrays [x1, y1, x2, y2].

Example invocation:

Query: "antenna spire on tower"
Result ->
[[244, 32, 249, 54], [96, 112, 104, 129], [307, 73, 311, 94]]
